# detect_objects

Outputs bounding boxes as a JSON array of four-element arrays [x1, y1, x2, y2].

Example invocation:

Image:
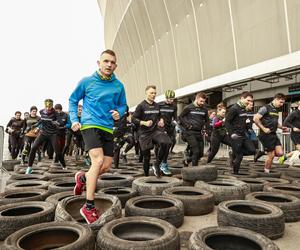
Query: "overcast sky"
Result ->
[[0, 0, 104, 127]]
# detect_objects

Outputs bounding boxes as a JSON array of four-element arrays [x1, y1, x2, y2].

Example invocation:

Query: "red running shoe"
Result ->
[[74, 171, 86, 195], [80, 204, 100, 224]]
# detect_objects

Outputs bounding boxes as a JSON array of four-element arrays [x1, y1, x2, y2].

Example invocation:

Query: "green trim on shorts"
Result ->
[[80, 125, 113, 134]]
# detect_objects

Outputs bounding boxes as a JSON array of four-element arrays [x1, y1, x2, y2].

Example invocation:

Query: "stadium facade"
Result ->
[[98, 0, 300, 117]]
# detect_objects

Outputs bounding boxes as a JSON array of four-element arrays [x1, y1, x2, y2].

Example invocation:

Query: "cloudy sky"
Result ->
[[0, 0, 104, 127]]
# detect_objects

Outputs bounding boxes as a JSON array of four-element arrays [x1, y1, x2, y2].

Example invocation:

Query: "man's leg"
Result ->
[[231, 137, 244, 174], [153, 133, 171, 175], [207, 133, 222, 163], [50, 134, 66, 168], [265, 150, 275, 173], [142, 149, 151, 176]]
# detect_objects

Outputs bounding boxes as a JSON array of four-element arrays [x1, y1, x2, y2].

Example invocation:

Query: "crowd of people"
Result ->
[[5, 49, 300, 224]]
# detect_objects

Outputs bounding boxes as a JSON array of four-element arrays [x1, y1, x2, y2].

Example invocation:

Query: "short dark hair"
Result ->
[[101, 49, 116, 58], [54, 104, 63, 110], [145, 85, 156, 91], [15, 111, 21, 115], [195, 92, 207, 99], [240, 91, 253, 99], [30, 106, 37, 112], [274, 93, 286, 100]]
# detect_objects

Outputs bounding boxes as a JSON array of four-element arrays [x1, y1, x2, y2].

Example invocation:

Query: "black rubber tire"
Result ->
[[125, 195, 184, 227], [5, 180, 49, 191], [224, 171, 258, 179], [188, 226, 280, 250], [0, 188, 50, 205], [257, 177, 290, 185], [2, 221, 95, 250], [7, 174, 47, 184], [0, 201, 55, 240], [44, 169, 76, 180], [238, 178, 268, 192], [98, 187, 137, 208], [48, 177, 76, 194], [162, 186, 214, 216], [96, 216, 180, 250], [55, 194, 122, 234], [194, 179, 250, 204], [13, 164, 48, 172], [217, 200, 285, 240], [281, 170, 300, 182], [45, 191, 74, 206], [250, 169, 281, 178], [264, 184, 300, 198], [168, 164, 184, 175], [96, 174, 134, 189], [217, 174, 238, 180], [17, 169, 45, 175], [114, 169, 144, 178], [246, 191, 300, 222], [132, 176, 182, 195], [181, 165, 217, 182], [1, 160, 20, 171]]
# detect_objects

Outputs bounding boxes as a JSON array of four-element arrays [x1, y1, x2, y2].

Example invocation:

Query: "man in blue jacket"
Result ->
[[69, 50, 127, 224]]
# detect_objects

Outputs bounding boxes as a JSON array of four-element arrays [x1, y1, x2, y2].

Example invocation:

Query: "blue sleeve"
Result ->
[[68, 79, 86, 124], [115, 84, 127, 117]]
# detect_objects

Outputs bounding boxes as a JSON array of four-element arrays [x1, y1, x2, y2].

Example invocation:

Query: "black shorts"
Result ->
[[258, 132, 281, 152], [291, 132, 300, 145], [81, 128, 114, 157]]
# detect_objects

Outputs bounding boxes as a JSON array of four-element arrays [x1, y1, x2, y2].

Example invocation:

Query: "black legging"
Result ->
[[113, 135, 135, 168], [141, 133, 171, 176], [10, 132, 23, 159], [231, 136, 256, 173], [207, 131, 231, 163], [28, 133, 65, 167], [22, 136, 38, 162], [183, 130, 204, 166]]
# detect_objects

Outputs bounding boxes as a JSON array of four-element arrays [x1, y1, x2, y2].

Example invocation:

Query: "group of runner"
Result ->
[[6, 49, 300, 224]]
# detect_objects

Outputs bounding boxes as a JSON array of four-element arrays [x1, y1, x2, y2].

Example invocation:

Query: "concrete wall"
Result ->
[[99, 0, 300, 107]]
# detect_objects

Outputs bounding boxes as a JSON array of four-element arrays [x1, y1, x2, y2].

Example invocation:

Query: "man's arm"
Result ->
[[224, 107, 236, 135], [115, 85, 128, 118], [253, 106, 269, 133], [69, 79, 86, 124]]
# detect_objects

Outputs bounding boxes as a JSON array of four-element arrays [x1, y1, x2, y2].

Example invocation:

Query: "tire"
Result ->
[[238, 178, 268, 192], [195, 179, 250, 204], [1, 160, 20, 171], [281, 171, 300, 182], [2, 221, 95, 250], [181, 165, 217, 182], [48, 177, 76, 194], [217, 200, 285, 240], [44, 169, 76, 180], [5, 180, 49, 191], [169, 164, 184, 175], [217, 174, 237, 180], [132, 176, 182, 195], [7, 174, 47, 184], [188, 226, 279, 250], [162, 186, 214, 216], [250, 169, 281, 178], [246, 191, 300, 222], [257, 177, 290, 185], [55, 194, 122, 234], [114, 169, 144, 178], [264, 184, 300, 198], [96, 174, 134, 189], [0, 201, 55, 240], [125, 195, 184, 227], [96, 216, 180, 250], [98, 187, 137, 208], [45, 191, 74, 206], [0, 188, 50, 205], [224, 171, 258, 179]]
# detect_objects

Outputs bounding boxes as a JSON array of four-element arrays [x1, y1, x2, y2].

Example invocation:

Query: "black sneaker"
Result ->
[[152, 164, 161, 178]]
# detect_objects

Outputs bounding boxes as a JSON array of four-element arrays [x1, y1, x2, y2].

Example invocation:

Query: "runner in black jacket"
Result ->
[[6, 111, 24, 159], [280, 101, 300, 164], [225, 91, 256, 174], [132, 85, 171, 177], [254, 93, 287, 172], [26, 99, 66, 174], [179, 92, 209, 166], [158, 90, 178, 154]]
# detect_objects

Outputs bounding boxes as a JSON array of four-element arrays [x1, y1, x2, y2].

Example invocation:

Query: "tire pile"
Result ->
[[1, 156, 300, 249]]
